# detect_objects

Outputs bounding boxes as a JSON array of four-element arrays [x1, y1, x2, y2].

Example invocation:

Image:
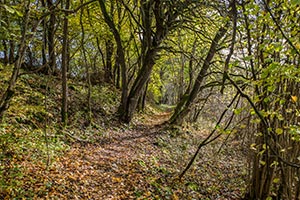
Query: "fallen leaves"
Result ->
[[1, 113, 247, 199]]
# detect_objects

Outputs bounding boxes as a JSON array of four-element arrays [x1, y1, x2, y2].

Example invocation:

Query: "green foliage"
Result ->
[[148, 70, 163, 103], [0, 3, 24, 41], [91, 84, 120, 114], [289, 125, 300, 142], [1, 0, 300, 198]]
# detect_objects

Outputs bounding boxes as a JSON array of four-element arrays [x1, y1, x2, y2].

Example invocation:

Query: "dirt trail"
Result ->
[[43, 113, 172, 199], [21, 112, 246, 199], [141, 112, 172, 126]]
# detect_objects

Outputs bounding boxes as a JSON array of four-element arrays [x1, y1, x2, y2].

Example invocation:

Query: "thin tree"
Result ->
[[61, 0, 70, 126], [47, 0, 57, 74], [80, 1, 92, 125], [98, 0, 129, 118], [169, 22, 229, 125]]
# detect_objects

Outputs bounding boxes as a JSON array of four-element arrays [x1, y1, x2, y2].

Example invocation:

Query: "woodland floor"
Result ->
[[2, 111, 248, 199]]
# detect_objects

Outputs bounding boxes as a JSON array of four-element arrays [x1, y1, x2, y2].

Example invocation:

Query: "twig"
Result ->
[[178, 92, 239, 179], [63, 130, 90, 143], [226, 73, 300, 168], [217, 94, 241, 154], [221, 0, 237, 93], [262, 0, 300, 56]]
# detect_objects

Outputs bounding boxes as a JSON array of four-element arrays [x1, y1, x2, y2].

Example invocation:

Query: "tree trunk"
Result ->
[[169, 23, 229, 125], [47, 0, 56, 74], [120, 47, 158, 123], [137, 80, 149, 111], [80, 1, 92, 125], [186, 39, 197, 94], [41, 0, 47, 66], [118, 0, 169, 123], [61, 0, 69, 126], [98, 0, 128, 116], [114, 61, 121, 89], [2, 0, 15, 64], [178, 55, 185, 100], [104, 39, 114, 83], [178, 30, 185, 100], [8, 40, 15, 64]]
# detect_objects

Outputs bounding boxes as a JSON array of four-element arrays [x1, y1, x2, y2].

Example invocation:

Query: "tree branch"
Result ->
[[262, 0, 300, 56], [179, 92, 240, 179]]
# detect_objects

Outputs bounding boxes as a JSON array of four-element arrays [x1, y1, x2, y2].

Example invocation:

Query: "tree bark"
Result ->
[[137, 81, 149, 111], [8, 40, 15, 64]]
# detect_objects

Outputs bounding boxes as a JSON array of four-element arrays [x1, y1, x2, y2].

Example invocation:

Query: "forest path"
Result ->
[[42, 112, 174, 199], [23, 111, 246, 199]]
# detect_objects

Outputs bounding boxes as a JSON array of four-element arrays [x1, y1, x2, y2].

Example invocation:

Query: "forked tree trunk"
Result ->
[[120, 48, 158, 122], [98, 0, 128, 116], [118, 0, 171, 123]]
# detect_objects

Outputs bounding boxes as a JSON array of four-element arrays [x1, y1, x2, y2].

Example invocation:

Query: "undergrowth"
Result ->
[[0, 64, 120, 198]]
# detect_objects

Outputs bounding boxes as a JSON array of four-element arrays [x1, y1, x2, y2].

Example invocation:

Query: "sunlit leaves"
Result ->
[[291, 95, 298, 103], [289, 126, 300, 141], [275, 128, 283, 135], [2, 5, 23, 17], [259, 160, 266, 166]]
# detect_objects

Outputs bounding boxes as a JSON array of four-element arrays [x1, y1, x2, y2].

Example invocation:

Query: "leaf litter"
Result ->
[[1, 112, 247, 199]]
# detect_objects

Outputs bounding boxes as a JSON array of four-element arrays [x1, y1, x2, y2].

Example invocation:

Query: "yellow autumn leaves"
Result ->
[[291, 95, 298, 103]]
